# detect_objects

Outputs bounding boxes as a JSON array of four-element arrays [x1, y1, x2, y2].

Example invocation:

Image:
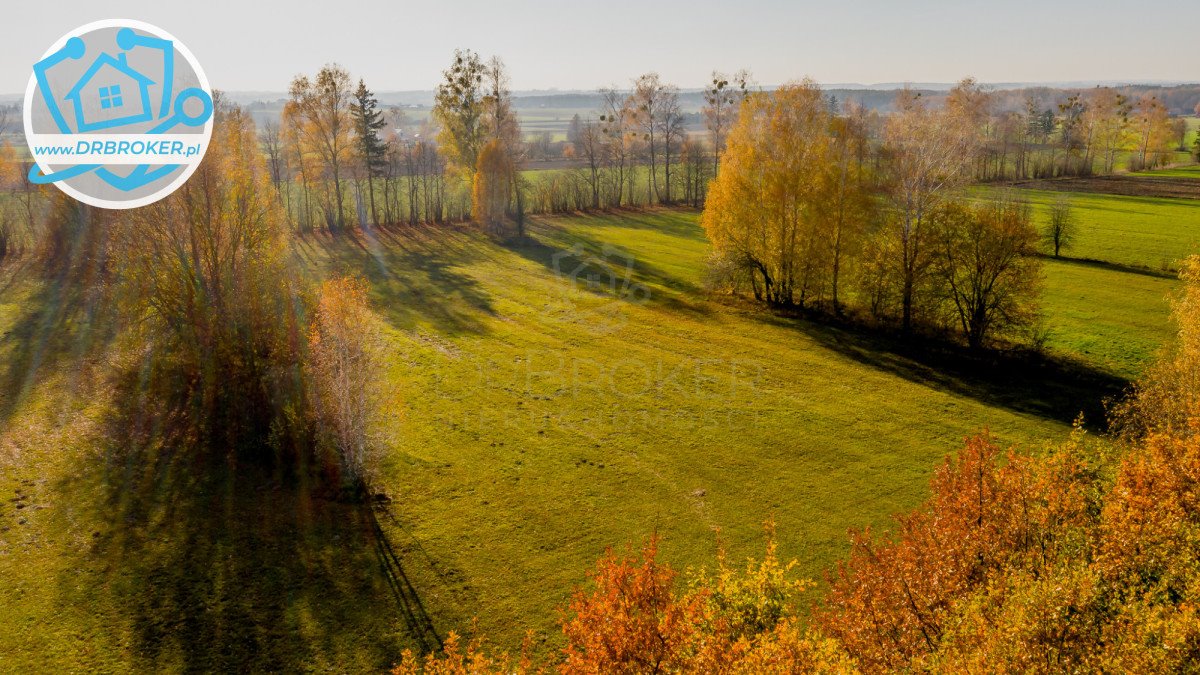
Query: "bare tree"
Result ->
[[576, 118, 605, 210], [881, 80, 985, 333], [1043, 196, 1076, 258], [630, 73, 677, 204], [703, 69, 752, 176], [599, 87, 634, 207], [658, 88, 685, 204], [259, 119, 284, 194]]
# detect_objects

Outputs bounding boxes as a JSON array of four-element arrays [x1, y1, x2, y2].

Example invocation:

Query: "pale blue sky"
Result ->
[[3, 0, 1197, 94]]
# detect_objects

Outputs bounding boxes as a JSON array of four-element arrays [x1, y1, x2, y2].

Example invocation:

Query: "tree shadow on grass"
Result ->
[[0, 254, 115, 428], [291, 224, 498, 337], [562, 208, 708, 242], [1042, 253, 1180, 280], [506, 217, 713, 319], [57, 369, 447, 672], [757, 310, 1130, 428]]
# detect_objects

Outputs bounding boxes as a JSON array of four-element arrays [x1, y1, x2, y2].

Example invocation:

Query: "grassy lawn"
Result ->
[[1041, 258, 1176, 378], [1016, 188, 1200, 272], [1131, 164, 1200, 179], [1, 209, 1087, 670]]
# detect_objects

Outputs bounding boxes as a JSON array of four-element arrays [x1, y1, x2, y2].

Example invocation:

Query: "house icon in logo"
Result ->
[[64, 52, 154, 132]]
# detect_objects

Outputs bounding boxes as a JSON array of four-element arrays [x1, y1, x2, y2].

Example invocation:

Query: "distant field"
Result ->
[[994, 165, 1198, 376]]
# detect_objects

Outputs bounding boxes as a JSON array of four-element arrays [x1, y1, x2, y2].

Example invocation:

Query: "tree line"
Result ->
[[260, 58, 758, 235], [703, 79, 1046, 349]]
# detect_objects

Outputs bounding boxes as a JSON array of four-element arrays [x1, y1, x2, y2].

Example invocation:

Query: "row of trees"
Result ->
[[261, 60, 759, 232], [971, 86, 1185, 180], [234, 59, 1197, 238], [703, 79, 1043, 348]]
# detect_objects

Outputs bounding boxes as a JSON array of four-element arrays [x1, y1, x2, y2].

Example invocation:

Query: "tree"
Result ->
[[1131, 94, 1173, 170], [825, 110, 874, 312], [879, 80, 984, 332], [350, 79, 388, 226], [931, 194, 1042, 349], [433, 49, 487, 175], [702, 81, 832, 306], [287, 64, 354, 230], [1082, 87, 1131, 174], [481, 56, 525, 234], [630, 73, 682, 204], [259, 119, 285, 196], [472, 139, 514, 235], [703, 70, 753, 177], [1171, 117, 1189, 151], [658, 89, 686, 204], [599, 87, 635, 207], [308, 276, 383, 489], [116, 97, 299, 443], [575, 118, 605, 210], [1044, 195, 1076, 258]]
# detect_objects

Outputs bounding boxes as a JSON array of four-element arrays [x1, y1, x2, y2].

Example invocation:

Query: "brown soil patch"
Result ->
[[1009, 175, 1200, 200]]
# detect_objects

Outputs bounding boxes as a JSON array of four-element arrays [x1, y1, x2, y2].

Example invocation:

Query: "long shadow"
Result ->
[[292, 225, 497, 336], [507, 216, 713, 318], [56, 367, 445, 672], [564, 208, 709, 242], [756, 310, 1129, 428], [0, 216, 115, 427], [1041, 253, 1180, 280]]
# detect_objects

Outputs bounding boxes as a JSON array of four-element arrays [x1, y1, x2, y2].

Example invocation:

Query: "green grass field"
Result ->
[[2, 160, 1197, 669], [2, 208, 1094, 671], [1041, 258, 1176, 378], [989, 167, 1200, 376], [1017, 188, 1200, 271]]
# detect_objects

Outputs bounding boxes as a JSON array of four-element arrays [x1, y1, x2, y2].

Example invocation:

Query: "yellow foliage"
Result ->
[[308, 275, 383, 486], [702, 81, 833, 305], [472, 138, 513, 234]]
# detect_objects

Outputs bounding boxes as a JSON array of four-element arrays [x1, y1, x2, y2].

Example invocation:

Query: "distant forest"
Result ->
[[228, 83, 1200, 116]]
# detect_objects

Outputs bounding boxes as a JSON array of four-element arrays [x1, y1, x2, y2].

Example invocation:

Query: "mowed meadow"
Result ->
[[2, 159, 1198, 668]]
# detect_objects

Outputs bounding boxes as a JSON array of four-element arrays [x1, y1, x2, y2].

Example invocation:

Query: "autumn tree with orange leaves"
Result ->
[[308, 276, 384, 488]]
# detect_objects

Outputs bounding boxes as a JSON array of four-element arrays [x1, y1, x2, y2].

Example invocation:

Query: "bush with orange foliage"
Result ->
[[817, 425, 1200, 672], [400, 529, 854, 674], [560, 529, 858, 674]]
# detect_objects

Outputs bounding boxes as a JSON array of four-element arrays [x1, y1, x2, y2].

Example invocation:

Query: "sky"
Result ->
[[2, 0, 1197, 95]]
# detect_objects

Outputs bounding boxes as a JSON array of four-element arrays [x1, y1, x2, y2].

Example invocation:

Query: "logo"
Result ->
[[550, 243, 650, 334], [23, 20, 213, 209]]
